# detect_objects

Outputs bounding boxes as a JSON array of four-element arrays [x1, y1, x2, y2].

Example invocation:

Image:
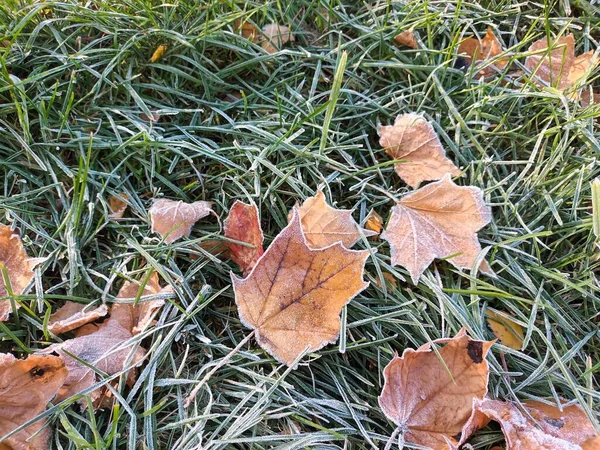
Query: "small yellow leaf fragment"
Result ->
[[234, 18, 259, 43], [364, 210, 383, 235], [261, 24, 294, 54], [149, 44, 167, 63], [486, 309, 524, 350], [109, 193, 129, 219], [394, 30, 418, 49]]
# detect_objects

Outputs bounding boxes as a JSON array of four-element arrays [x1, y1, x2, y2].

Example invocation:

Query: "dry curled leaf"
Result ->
[[364, 210, 384, 236], [234, 18, 259, 43], [149, 44, 167, 63], [381, 174, 493, 283], [232, 208, 369, 366], [0, 353, 68, 450], [525, 34, 599, 98], [457, 27, 507, 76], [261, 24, 293, 54], [224, 201, 264, 275], [149, 199, 213, 243], [394, 30, 418, 49], [296, 190, 376, 249], [486, 309, 524, 350], [108, 193, 129, 220], [379, 113, 461, 188], [470, 398, 600, 449], [48, 302, 108, 335], [0, 225, 46, 321], [379, 330, 494, 450]]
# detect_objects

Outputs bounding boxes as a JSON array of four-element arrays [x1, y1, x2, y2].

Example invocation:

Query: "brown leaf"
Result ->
[[0, 353, 68, 450], [149, 199, 213, 243], [457, 27, 507, 76], [296, 190, 376, 249], [378, 330, 494, 450], [232, 208, 369, 366], [381, 174, 492, 283], [470, 398, 600, 449], [224, 201, 264, 275], [525, 34, 599, 96], [149, 44, 167, 63], [48, 302, 108, 335], [108, 193, 129, 219], [379, 113, 461, 188], [486, 309, 524, 350], [234, 18, 259, 43], [364, 210, 384, 235], [261, 24, 294, 54], [0, 225, 46, 321], [394, 30, 418, 49]]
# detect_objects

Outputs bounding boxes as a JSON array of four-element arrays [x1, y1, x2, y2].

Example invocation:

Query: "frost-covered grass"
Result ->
[[0, 0, 599, 448]]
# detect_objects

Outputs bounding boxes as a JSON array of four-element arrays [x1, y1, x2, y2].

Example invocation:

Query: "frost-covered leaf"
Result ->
[[149, 199, 213, 243]]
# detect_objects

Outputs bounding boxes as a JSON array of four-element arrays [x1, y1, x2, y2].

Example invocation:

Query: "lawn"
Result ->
[[0, 0, 599, 449]]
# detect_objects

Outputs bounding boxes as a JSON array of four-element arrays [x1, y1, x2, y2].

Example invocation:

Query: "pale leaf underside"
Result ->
[[149, 199, 212, 243]]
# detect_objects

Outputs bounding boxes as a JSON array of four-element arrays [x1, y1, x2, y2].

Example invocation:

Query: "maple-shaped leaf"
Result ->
[[224, 201, 264, 276], [379, 113, 461, 188], [486, 309, 524, 350], [296, 190, 376, 249], [0, 353, 68, 450], [232, 208, 369, 366], [0, 224, 46, 321], [48, 301, 108, 335], [525, 34, 599, 96], [394, 30, 418, 49], [108, 193, 129, 220], [470, 398, 600, 449], [381, 174, 493, 283], [261, 24, 294, 54], [457, 27, 507, 76], [149, 199, 213, 243], [378, 330, 494, 450]]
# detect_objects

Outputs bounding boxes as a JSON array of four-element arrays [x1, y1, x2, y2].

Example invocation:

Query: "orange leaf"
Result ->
[[0, 353, 68, 450], [261, 24, 294, 54], [394, 30, 418, 49], [0, 225, 46, 321], [379, 113, 461, 188], [381, 174, 493, 283], [149, 199, 213, 243], [149, 44, 167, 63], [296, 190, 376, 249], [224, 201, 264, 275], [379, 330, 494, 450], [48, 301, 108, 335], [457, 27, 507, 76], [364, 210, 383, 235], [234, 18, 259, 43], [108, 193, 129, 219], [232, 209, 369, 366], [486, 309, 524, 350], [471, 398, 600, 449]]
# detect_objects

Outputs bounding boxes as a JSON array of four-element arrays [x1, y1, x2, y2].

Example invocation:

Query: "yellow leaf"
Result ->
[[149, 44, 167, 63], [486, 309, 524, 350], [364, 210, 383, 235]]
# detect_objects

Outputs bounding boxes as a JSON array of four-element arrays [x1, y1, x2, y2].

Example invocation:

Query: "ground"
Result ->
[[0, 0, 599, 449]]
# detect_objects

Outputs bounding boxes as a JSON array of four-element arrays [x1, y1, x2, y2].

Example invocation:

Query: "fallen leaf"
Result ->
[[470, 398, 600, 449], [149, 44, 167, 63], [224, 201, 264, 275], [108, 193, 129, 219], [261, 24, 294, 54], [364, 210, 384, 235], [149, 198, 213, 243], [140, 110, 161, 123], [394, 30, 418, 49], [232, 208, 369, 366], [486, 309, 524, 350], [234, 18, 259, 43], [296, 190, 376, 249], [0, 224, 46, 321], [525, 34, 599, 97], [48, 302, 108, 335], [374, 271, 398, 289], [0, 353, 68, 450], [381, 174, 493, 283], [379, 113, 461, 188], [378, 329, 494, 450], [457, 27, 507, 76]]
